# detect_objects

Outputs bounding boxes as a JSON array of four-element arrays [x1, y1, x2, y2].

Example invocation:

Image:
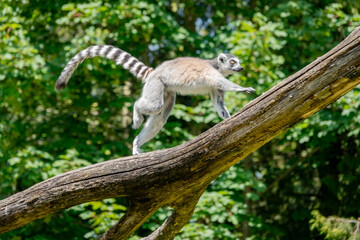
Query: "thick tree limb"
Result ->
[[1, 27, 360, 238]]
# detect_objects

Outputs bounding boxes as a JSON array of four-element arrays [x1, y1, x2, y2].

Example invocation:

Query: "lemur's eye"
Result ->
[[230, 60, 235, 64]]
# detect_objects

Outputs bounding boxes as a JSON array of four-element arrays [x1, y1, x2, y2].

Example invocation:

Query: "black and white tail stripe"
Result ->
[[55, 45, 153, 90]]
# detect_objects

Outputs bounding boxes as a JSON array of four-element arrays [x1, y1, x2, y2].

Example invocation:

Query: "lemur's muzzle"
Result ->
[[235, 67, 244, 72]]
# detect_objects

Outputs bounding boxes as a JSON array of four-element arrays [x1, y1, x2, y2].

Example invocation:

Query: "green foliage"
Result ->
[[4, 147, 90, 192], [310, 210, 360, 240], [1, 0, 360, 239], [77, 199, 127, 239]]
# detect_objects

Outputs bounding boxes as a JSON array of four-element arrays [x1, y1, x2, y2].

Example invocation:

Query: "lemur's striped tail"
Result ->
[[55, 45, 153, 90]]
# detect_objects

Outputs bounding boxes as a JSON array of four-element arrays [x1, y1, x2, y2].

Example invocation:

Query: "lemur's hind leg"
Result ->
[[133, 92, 176, 155], [211, 89, 230, 119], [133, 77, 165, 129]]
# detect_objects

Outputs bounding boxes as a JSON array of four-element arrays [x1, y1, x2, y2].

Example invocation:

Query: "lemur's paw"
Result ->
[[132, 148, 141, 155], [132, 137, 142, 155], [243, 87, 255, 94]]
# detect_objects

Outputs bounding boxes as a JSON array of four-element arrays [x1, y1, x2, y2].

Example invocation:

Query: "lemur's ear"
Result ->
[[218, 53, 227, 63]]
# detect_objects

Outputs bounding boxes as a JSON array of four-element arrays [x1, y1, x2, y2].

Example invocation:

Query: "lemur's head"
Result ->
[[217, 53, 243, 76]]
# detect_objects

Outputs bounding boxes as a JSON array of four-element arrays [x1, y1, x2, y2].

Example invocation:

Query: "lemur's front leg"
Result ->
[[211, 89, 230, 119], [216, 76, 255, 94]]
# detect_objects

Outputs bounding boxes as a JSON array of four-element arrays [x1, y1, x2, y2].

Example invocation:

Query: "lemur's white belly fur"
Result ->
[[166, 84, 211, 95]]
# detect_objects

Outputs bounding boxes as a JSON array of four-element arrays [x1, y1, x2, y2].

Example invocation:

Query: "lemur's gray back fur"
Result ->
[[55, 45, 153, 90]]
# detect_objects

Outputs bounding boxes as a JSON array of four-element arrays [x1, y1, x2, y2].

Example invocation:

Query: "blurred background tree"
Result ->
[[1, 0, 360, 239]]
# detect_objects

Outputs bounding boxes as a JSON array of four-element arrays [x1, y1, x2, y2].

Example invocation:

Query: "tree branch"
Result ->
[[1, 27, 360, 238], [142, 188, 206, 240], [99, 200, 161, 240]]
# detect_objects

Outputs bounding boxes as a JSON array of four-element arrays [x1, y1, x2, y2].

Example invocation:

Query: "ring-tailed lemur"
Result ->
[[55, 45, 255, 155]]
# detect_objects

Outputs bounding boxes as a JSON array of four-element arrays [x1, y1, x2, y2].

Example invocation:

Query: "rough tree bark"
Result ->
[[1, 27, 360, 239]]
